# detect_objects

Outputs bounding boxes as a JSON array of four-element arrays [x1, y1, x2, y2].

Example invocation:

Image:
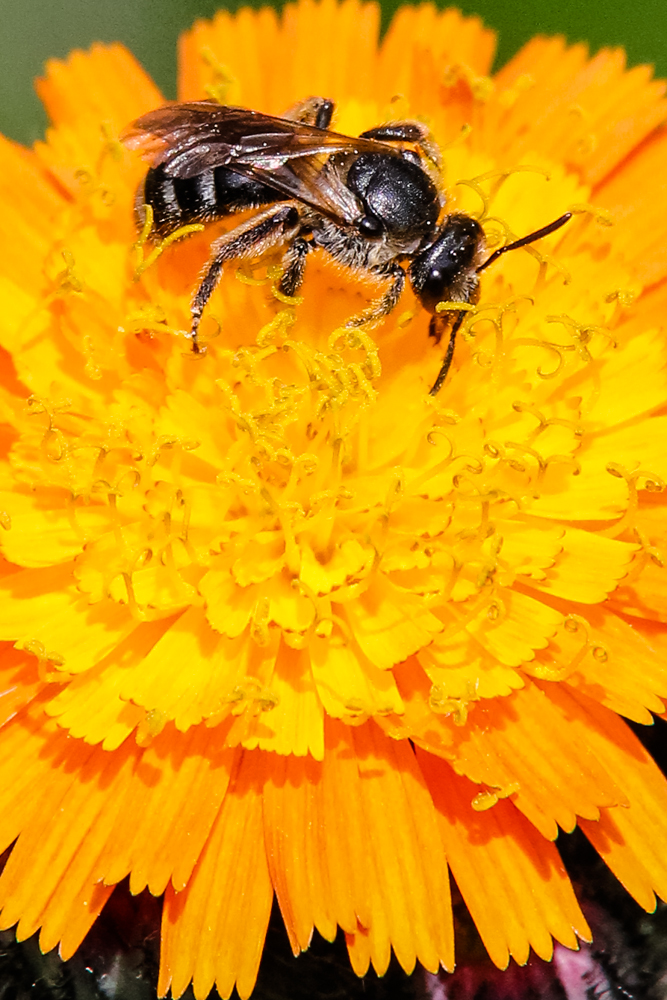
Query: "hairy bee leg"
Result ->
[[190, 203, 301, 352], [360, 121, 442, 169], [278, 236, 312, 296], [428, 310, 465, 396], [344, 263, 406, 329], [282, 97, 335, 129]]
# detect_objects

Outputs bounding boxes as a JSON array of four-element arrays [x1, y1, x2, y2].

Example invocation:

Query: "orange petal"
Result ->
[[490, 38, 667, 188], [94, 723, 238, 896], [562, 688, 667, 911], [596, 127, 667, 285], [346, 721, 454, 976], [158, 749, 273, 1000], [416, 747, 590, 969], [36, 43, 163, 132], [0, 717, 134, 946]]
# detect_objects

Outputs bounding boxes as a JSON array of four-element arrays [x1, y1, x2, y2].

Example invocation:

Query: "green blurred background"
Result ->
[[1, 0, 665, 146]]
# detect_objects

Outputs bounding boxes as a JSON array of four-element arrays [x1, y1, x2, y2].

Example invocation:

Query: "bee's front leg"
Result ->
[[190, 203, 302, 352], [278, 236, 313, 297], [343, 263, 406, 329]]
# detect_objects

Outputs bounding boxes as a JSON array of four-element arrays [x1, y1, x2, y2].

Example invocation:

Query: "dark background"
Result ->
[[1, 0, 666, 146]]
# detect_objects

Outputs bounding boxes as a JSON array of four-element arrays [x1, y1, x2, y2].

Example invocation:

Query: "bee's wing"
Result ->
[[122, 102, 404, 224]]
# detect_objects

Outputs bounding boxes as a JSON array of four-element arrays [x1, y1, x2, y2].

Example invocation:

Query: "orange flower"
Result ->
[[1, 2, 667, 997]]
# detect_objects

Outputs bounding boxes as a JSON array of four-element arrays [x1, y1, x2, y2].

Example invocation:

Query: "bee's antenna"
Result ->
[[477, 212, 572, 274]]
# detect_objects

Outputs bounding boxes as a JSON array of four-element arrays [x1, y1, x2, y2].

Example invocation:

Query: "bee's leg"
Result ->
[[360, 121, 441, 169], [344, 263, 406, 329], [190, 203, 301, 352], [428, 310, 465, 396], [278, 236, 312, 297], [282, 97, 334, 129]]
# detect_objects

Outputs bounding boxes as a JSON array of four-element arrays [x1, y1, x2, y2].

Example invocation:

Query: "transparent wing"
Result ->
[[122, 102, 404, 223]]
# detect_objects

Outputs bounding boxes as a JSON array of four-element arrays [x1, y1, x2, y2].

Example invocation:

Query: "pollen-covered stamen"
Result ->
[[48, 248, 85, 299], [511, 402, 584, 441], [271, 286, 304, 307], [546, 313, 615, 365], [227, 677, 279, 715], [602, 463, 665, 539], [501, 441, 545, 477], [20, 639, 67, 681], [133, 219, 207, 278], [526, 603, 618, 687], [123, 304, 184, 341], [429, 677, 480, 724], [458, 299, 529, 373], [533, 614, 609, 682]]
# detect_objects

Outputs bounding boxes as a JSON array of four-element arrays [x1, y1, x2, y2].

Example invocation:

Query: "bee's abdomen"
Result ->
[[141, 163, 284, 236]]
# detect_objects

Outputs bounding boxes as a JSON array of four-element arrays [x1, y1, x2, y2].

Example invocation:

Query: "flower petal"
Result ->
[[417, 747, 591, 968], [158, 749, 273, 1000]]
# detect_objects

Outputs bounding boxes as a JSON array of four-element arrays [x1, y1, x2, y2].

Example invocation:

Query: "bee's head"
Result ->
[[409, 213, 485, 313]]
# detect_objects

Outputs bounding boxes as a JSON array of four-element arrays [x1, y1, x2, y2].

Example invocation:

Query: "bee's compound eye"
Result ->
[[356, 214, 383, 237], [421, 266, 446, 300]]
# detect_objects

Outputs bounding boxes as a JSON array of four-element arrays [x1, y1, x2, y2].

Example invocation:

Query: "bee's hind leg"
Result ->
[[190, 203, 301, 352], [360, 121, 441, 169], [282, 97, 334, 129]]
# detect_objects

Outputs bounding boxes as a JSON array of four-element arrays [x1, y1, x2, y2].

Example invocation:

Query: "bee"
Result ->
[[122, 97, 571, 394]]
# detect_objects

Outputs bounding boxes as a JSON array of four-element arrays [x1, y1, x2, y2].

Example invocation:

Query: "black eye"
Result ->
[[357, 214, 383, 237], [416, 267, 448, 312], [423, 267, 444, 294]]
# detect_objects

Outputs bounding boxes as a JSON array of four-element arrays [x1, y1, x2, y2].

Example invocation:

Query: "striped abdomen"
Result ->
[[140, 163, 284, 236]]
